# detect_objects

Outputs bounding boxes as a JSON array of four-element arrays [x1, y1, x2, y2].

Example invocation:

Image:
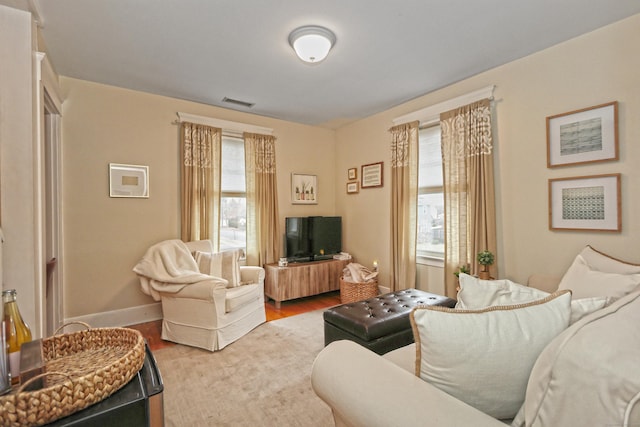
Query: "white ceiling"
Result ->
[[4, 1, 640, 128]]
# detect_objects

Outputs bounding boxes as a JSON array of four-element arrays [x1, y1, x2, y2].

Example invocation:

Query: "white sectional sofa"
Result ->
[[311, 246, 640, 427]]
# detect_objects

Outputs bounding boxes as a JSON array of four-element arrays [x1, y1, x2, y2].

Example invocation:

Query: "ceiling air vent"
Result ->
[[222, 97, 255, 108]]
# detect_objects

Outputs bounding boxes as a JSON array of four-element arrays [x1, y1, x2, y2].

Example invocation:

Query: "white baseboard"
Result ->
[[379, 285, 390, 295], [64, 302, 162, 328]]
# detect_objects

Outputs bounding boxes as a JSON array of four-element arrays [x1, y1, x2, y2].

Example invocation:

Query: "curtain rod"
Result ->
[[392, 85, 495, 126], [174, 112, 274, 136]]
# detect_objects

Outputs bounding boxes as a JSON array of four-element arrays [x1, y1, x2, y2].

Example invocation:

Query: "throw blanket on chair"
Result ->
[[133, 239, 227, 300]]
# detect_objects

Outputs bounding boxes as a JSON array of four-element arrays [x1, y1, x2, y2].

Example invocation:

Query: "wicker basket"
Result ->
[[340, 276, 379, 304], [0, 323, 145, 427]]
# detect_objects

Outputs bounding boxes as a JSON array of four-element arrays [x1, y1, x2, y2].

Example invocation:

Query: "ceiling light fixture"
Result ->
[[288, 25, 336, 64]]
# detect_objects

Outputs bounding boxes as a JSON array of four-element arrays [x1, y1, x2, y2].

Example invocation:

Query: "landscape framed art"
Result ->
[[546, 101, 618, 168], [346, 181, 359, 194], [548, 173, 621, 232], [361, 162, 383, 188]]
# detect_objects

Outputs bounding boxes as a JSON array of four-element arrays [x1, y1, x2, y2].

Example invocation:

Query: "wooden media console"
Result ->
[[264, 258, 351, 308]]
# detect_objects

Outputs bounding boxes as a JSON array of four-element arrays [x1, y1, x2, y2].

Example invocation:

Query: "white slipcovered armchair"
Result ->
[[133, 239, 266, 351]]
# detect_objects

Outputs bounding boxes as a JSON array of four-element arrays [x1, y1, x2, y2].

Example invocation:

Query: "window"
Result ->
[[220, 136, 246, 252], [417, 125, 444, 260]]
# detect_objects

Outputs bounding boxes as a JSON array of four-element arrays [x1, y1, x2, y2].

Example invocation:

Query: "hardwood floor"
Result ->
[[128, 291, 341, 351], [264, 291, 341, 321]]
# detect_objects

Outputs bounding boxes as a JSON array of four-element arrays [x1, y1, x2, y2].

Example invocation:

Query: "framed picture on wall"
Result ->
[[546, 101, 618, 168], [346, 182, 359, 194], [348, 168, 357, 180], [291, 173, 317, 204], [361, 162, 383, 188], [548, 173, 621, 232]]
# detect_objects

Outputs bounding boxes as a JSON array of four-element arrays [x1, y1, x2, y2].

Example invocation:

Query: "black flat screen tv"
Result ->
[[284, 217, 310, 260], [285, 216, 342, 262]]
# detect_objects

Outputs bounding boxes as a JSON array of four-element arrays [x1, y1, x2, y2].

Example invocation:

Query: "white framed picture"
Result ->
[[548, 173, 620, 232], [361, 162, 383, 188], [109, 163, 149, 198], [291, 173, 317, 204], [546, 101, 618, 168], [346, 181, 359, 194]]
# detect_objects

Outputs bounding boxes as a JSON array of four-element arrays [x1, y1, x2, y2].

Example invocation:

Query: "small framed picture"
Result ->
[[109, 163, 149, 198], [348, 168, 357, 180], [548, 173, 621, 232], [546, 101, 618, 168], [291, 173, 317, 204], [361, 162, 383, 188], [346, 181, 359, 194]]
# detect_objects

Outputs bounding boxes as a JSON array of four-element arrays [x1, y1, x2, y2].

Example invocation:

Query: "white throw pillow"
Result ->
[[558, 254, 640, 299], [456, 274, 548, 309], [410, 290, 572, 420], [194, 249, 243, 287], [568, 296, 608, 325], [580, 245, 640, 274], [514, 289, 640, 427], [457, 273, 609, 325]]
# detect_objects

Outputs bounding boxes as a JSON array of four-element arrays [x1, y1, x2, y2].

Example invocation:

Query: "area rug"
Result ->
[[153, 310, 335, 426]]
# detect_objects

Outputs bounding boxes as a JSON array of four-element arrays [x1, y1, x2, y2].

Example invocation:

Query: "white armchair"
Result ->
[[133, 239, 266, 351]]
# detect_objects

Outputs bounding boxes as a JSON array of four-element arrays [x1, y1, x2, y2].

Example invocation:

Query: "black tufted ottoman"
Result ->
[[323, 289, 456, 355]]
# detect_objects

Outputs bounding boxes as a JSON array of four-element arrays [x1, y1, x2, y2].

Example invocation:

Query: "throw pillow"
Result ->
[[456, 274, 549, 309], [557, 254, 640, 299], [568, 296, 608, 325], [456, 273, 610, 325], [410, 290, 572, 420], [514, 289, 640, 427], [194, 249, 243, 287], [579, 245, 640, 274]]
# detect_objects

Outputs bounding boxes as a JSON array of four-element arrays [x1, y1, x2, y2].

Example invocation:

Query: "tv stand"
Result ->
[[264, 258, 352, 308]]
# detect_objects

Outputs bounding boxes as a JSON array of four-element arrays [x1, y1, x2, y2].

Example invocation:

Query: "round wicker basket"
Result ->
[[0, 325, 145, 427], [339, 276, 379, 304]]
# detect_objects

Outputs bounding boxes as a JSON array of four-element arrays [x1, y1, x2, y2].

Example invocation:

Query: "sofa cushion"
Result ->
[[410, 290, 572, 420], [195, 249, 243, 287], [225, 284, 261, 313], [579, 245, 640, 274], [513, 289, 640, 427], [456, 274, 549, 309], [557, 253, 640, 299], [457, 273, 610, 325], [382, 343, 416, 374]]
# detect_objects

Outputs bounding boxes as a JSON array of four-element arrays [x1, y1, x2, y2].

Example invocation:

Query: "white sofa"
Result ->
[[134, 239, 266, 351], [312, 247, 640, 427]]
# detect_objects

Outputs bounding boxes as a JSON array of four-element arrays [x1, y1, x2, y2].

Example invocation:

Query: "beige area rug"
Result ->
[[153, 310, 335, 427]]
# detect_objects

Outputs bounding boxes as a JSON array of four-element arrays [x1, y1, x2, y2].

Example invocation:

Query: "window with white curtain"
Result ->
[[220, 136, 246, 252], [417, 124, 444, 260]]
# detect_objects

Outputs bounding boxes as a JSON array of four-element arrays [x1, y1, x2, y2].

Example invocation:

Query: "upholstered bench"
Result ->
[[323, 289, 456, 355]]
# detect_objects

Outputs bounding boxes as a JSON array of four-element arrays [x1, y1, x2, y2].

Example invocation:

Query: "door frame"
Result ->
[[36, 52, 64, 336]]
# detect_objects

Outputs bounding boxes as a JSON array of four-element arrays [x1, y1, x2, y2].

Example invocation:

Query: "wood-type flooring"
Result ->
[[128, 291, 341, 351]]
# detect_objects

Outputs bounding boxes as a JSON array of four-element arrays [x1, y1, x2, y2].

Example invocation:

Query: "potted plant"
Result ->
[[453, 264, 470, 292], [477, 250, 494, 280], [453, 265, 470, 278]]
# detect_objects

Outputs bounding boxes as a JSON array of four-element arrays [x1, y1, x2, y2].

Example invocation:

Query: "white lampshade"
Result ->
[[288, 26, 336, 63]]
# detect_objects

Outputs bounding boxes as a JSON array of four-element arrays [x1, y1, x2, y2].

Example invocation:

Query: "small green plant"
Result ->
[[477, 250, 495, 270], [453, 265, 470, 278]]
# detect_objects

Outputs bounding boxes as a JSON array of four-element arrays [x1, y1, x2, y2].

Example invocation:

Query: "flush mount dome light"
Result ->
[[288, 25, 336, 63]]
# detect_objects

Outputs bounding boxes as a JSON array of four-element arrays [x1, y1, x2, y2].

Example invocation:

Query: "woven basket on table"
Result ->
[[340, 276, 379, 304], [0, 324, 145, 427]]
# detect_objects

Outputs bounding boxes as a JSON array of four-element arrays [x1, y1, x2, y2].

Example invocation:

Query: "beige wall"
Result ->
[[336, 13, 640, 292], [60, 78, 335, 319], [60, 13, 639, 321]]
